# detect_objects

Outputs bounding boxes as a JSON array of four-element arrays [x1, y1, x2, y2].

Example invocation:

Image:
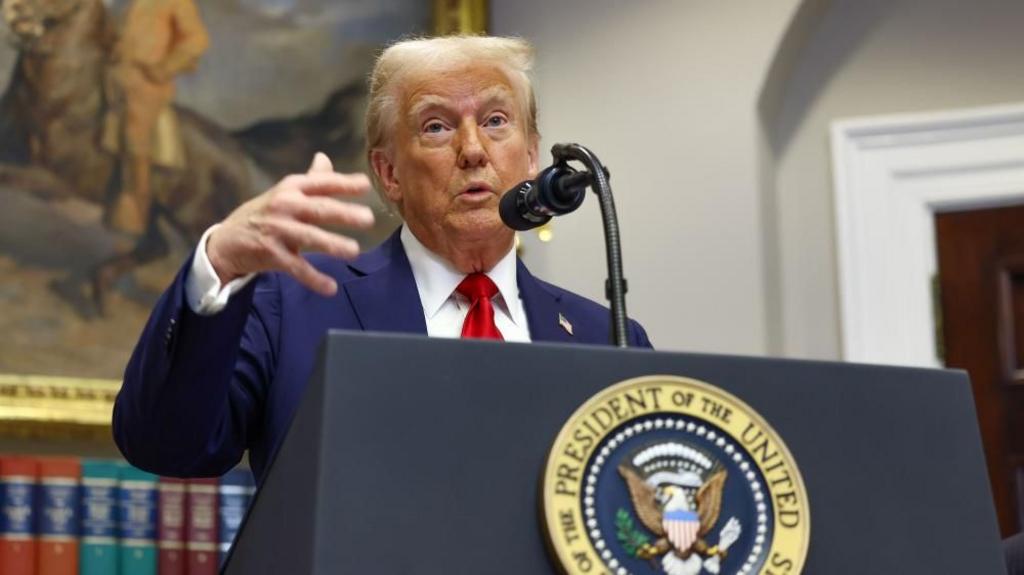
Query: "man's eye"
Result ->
[[424, 121, 446, 134], [484, 115, 508, 128]]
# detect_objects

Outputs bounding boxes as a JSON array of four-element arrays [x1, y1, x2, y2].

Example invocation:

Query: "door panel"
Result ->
[[936, 203, 1024, 537]]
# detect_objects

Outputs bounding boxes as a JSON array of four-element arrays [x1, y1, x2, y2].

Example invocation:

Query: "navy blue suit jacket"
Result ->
[[113, 230, 651, 483]]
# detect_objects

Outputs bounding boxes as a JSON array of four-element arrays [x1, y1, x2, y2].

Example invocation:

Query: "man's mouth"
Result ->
[[457, 182, 496, 203], [461, 182, 494, 195]]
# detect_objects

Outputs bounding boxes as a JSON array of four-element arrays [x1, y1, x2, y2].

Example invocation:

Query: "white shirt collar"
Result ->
[[400, 226, 525, 326]]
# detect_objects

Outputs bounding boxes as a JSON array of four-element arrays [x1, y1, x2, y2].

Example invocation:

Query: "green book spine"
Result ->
[[80, 459, 120, 575], [118, 465, 158, 575]]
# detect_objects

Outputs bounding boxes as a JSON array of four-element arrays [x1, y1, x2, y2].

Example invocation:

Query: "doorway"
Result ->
[[936, 203, 1024, 536], [831, 103, 1024, 538]]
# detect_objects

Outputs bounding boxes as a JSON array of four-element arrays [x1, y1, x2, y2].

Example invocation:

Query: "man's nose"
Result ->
[[456, 121, 489, 170]]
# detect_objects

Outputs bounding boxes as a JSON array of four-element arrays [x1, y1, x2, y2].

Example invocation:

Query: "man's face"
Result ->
[[373, 62, 538, 254]]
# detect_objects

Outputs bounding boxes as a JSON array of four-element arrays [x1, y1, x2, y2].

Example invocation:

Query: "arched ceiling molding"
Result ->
[[755, 0, 890, 356], [758, 0, 892, 157], [757, 0, 832, 149], [755, 0, 832, 355]]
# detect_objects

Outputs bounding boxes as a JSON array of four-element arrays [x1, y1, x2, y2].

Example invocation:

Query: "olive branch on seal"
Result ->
[[615, 507, 651, 557]]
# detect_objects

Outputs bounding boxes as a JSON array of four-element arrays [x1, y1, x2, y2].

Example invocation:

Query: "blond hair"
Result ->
[[365, 35, 538, 191]]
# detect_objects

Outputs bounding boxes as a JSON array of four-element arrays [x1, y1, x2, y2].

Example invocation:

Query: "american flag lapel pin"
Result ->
[[558, 313, 574, 336]]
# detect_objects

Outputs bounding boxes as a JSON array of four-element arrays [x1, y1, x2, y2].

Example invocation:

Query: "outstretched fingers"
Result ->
[[251, 215, 361, 260], [307, 152, 334, 174], [205, 158, 377, 290], [259, 233, 339, 296], [277, 172, 372, 198], [267, 193, 375, 229]]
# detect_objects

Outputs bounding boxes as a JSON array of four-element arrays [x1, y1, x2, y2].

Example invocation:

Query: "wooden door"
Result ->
[[936, 203, 1024, 537]]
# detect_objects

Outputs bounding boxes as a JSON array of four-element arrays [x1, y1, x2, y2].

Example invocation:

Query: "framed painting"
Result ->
[[0, 0, 488, 438]]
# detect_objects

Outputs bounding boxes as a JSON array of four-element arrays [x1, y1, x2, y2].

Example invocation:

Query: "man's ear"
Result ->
[[370, 148, 401, 203], [527, 134, 540, 178]]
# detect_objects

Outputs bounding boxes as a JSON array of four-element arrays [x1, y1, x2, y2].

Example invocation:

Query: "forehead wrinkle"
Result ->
[[475, 85, 518, 110], [408, 94, 451, 120], [405, 83, 517, 121]]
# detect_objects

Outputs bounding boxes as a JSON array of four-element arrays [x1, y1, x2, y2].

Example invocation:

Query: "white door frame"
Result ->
[[830, 102, 1024, 367]]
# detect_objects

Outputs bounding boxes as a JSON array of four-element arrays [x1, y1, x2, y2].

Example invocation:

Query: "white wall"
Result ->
[[772, 0, 1024, 360], [492, 0, 1024, 359], [492, 0, 800, 353]]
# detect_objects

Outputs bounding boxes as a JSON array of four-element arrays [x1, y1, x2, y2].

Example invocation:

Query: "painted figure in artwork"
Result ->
[[105, 0, 210, 236], [0, 0, 250, 315], [0, 0, 403, 378]]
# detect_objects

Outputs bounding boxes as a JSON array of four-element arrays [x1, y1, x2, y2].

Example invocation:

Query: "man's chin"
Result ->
[[448, 212, 512, 243]]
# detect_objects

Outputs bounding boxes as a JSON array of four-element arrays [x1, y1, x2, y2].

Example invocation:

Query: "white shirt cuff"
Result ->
[[186, 224, 257, 316]]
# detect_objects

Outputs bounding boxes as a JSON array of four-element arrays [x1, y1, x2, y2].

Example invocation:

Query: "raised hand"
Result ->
[[206, 153, 375, 296]]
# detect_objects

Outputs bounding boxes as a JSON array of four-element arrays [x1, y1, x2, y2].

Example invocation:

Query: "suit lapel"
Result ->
[[343, 233, 571, 342], [517, 260, 574, 344], [342, 230, 428, 335]]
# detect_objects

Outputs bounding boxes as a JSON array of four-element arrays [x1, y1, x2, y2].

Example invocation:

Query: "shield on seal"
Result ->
[[663, 509, 700, 552]]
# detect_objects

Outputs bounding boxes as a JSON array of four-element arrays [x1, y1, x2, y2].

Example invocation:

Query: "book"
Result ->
[[158, 477, 187, 575], [217, 468, 255, 567], [185, 478, 219, 575], [80, 459, 120, 575], [118, 465, 158, 575], [0, 456, 38, 575], [37, 457, 80, 575]]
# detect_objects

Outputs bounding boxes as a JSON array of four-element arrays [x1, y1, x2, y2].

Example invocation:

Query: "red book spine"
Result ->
[[185, 478, 219, 575], [158, 478, 187, 575], [0, 457, 38, 575], [37, 457, 80, 575]]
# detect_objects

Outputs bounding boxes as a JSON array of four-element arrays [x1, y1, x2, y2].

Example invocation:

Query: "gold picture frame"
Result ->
[[434, 0, 488, 36], [0, 0, 488, 441], [0, 375, 121, 440]]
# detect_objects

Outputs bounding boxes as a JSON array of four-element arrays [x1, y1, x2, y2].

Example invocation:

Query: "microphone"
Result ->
[[501, 142, 630, 346], [499, 163, 590, 231]]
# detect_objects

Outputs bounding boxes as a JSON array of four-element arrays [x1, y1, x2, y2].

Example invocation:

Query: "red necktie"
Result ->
[[456, 273, 504, 340]]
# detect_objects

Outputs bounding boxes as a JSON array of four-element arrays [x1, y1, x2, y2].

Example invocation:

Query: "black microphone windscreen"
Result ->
[[500, 181, 549, 231]]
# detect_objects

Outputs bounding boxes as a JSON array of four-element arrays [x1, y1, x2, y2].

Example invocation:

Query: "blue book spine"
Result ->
[[37, 458, 81, 575], [118, 466, 158, 575], [217, 468, 255, 567], [0, 458, 38, 575], [80, 460, 120, 575]]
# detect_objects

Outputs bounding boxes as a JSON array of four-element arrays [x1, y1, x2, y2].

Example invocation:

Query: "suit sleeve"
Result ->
[[112, 251, 278, 477], [628, 318, 653, 349]]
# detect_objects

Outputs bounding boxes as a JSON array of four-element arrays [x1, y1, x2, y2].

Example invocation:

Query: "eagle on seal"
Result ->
[[619, 454, 742, 575]]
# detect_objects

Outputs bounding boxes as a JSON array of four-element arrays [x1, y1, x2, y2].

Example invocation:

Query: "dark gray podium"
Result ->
[[223, 332, 1006, 574]]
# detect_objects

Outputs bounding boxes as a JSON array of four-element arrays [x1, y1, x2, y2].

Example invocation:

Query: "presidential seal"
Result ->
[[541, 376, 809, 575]]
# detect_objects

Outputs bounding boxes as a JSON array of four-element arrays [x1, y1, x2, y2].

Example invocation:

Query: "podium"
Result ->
[[223, 332, 1006, 574]]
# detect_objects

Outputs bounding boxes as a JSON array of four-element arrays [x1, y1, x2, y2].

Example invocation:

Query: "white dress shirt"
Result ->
[[184, 225, 531, 342]]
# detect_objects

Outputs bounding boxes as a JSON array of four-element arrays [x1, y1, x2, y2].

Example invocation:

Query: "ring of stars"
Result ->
[[582, 417, 771, 575]]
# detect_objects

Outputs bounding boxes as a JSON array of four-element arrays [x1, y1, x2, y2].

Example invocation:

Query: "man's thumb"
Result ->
[[307, 152, 334, 174]]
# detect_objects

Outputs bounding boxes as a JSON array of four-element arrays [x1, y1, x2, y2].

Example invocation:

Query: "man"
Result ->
[[113, 36, 650, 484], [106, 0, 210, 236]]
